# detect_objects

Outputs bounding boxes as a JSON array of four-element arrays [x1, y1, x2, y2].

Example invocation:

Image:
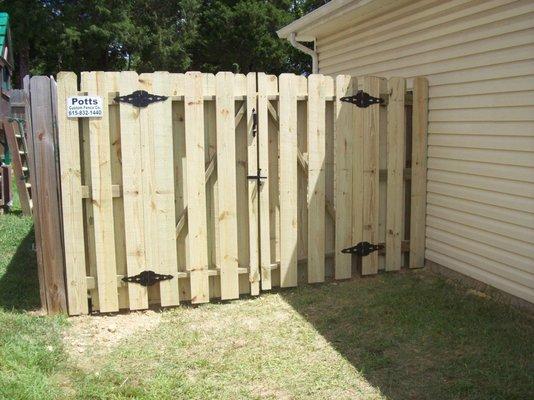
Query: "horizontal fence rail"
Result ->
[[52, 71, 428, 315]]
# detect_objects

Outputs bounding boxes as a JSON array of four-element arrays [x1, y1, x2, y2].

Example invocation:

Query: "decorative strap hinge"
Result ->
[[341, 241, 383, 257], [340, 90, 384, 108], [122, 270, 173, 287], [114, 90, 168, 108]]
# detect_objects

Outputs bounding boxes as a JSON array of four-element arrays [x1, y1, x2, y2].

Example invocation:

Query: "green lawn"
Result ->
[[0, 183, 533, 399]]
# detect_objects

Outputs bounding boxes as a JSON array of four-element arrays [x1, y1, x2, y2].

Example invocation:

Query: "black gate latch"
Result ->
[[341, 241, 383, 257], [115, 90, 168, 108], [247, 168, 267, 185], [122, 270, 173, 287], [340, 90, 383, 108]]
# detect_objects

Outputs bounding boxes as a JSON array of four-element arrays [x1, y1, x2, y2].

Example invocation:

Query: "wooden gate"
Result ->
[[56, 71, 428, 315]]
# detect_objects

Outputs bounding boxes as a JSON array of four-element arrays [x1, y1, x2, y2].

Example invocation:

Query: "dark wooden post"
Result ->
[[24, 75, 68, 314]]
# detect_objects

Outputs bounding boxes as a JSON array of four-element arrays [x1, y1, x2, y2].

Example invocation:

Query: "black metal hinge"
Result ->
[[341, 241, 383, 257], [115, 90, 168, 108], [340, 90, 384, 108], [122, 270, 173, 287]]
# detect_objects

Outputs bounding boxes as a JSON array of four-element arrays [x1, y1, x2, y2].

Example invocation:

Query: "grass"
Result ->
[[0, 182, 68, 400], [0, 182, 533, 399]]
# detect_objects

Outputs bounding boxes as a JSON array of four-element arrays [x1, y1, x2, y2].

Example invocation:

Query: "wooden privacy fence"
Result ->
[[52, 71, 428, 315]]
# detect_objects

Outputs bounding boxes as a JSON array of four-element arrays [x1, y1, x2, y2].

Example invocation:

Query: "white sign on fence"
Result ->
[[67, 96, 103, 118]]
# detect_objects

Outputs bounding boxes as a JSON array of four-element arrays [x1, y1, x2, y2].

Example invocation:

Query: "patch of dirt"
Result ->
[[63, 309, 162, 370]]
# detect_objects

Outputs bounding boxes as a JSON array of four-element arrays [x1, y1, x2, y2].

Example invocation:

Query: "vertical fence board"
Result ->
[[81, 71, 119, 312], [410, 76, 429, 269], [386, 77, 406, 271], [334, 75, 356, 279], [138, 73, 159, 305], [150, 72, 180, 306], [106, 72, 128, 309], [171, 74, 190, 300], [352, 91, 364, 275], [246, 73, 260, 295], [57, 72, 88, 315], [297, 81, 308, 268], [361, 76, 382, 275], [278, 74, 298, 287], [185, 72, 210, 303], [258, 73, 273, 290], [307, 74, 326, 283], [268, 75, 281, 287], [23, 76, 46, 309], [234, 74, 250, 295], [119, 71, 148, 310], [22, 76, 67, 313], [215, 72, 239, 299]]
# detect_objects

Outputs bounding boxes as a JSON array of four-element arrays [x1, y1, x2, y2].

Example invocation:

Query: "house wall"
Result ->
[[316, 0, 534, 303]]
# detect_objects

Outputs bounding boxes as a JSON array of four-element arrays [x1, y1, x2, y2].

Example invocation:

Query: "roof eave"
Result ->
[[277, 0, 372, 40]]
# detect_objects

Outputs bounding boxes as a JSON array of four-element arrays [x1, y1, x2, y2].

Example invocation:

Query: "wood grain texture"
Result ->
[[118, 71, 148, 310], [278, 74, 298, 287], [25, 76, 68, 313], [246, 73, 260, 295], [258, 73, 274, 290], [215, 72, 239, 299], [81, 71, 119, 312], [307, 74, 326, 283], [184, 72, 210, 303], [147, 72, 180, 306], [334, 75, 356, 279], [56, 72, 88, 315], [361, 76, 382, 275], [105, 73, 129, 310], [23, 76, 46, 310], [410, 76, 429, 268], [386, 77, 406, 271]]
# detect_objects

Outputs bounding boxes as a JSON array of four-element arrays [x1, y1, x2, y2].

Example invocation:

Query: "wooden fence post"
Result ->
[[24, 75, 68, 314]]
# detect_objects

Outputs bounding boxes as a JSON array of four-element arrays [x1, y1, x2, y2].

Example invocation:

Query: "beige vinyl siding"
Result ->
[[316, 0, 534, 303]]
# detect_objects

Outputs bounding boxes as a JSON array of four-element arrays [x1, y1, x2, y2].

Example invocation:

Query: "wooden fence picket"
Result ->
[[119, 71, 149, 310], [81, 71, 119, 312], [184, 72, 210, 303], [361, 76, 384, 275], [278, 73, 298, 287], [147, 72, 180, 306], [307, 74, 327, 283], [106, 72, 129, 310], [334, 75, 356, 280], [257, 73, 273, 290], [246, 72, 260, 295], [386, 77, 406, 271], [216, 72, 240, 299]]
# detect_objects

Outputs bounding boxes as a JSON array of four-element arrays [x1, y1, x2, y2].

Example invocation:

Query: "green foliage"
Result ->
[[2, 0, 329, 84]]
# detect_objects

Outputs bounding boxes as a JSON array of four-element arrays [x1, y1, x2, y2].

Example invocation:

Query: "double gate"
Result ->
[[56, 71, 428, 315]]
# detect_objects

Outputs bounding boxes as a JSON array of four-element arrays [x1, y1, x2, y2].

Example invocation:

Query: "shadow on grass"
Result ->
[[280, 272, 534, 400], [0, 227, 41, 311]]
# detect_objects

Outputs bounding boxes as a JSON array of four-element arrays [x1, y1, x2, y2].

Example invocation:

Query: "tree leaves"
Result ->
[[3, 0, 327, 84]]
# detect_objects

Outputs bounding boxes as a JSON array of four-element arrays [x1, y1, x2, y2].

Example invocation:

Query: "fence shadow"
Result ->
[[0, 228, 41, 311], [279, 271, 532, 399]]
